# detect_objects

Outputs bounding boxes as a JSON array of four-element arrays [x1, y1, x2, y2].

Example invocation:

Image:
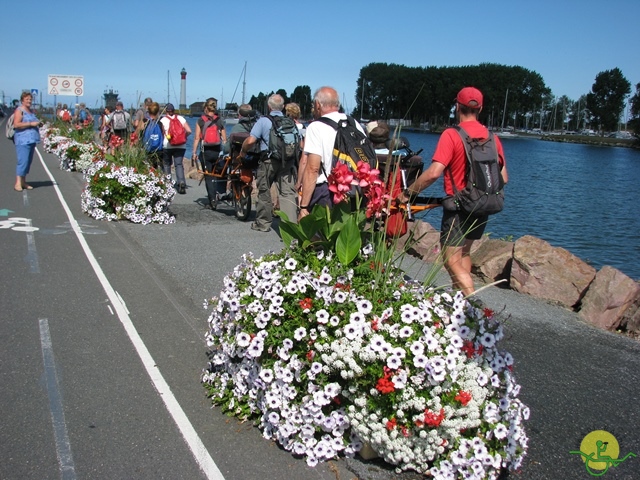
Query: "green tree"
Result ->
[[290, 85, 312, 119], [586, 68, 631, 134]]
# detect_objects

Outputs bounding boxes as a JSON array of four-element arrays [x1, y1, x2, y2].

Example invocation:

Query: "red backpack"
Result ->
[[201, 115, 221, 146], [166, 115, 187, 145]]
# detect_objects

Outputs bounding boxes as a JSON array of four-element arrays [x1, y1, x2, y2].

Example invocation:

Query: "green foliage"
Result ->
[[586, 68, 631, 133], [109, 141, 152, 174], [352, 62, 551, 128], [629, 83, 640, 137], [52, 118, 96, 143]]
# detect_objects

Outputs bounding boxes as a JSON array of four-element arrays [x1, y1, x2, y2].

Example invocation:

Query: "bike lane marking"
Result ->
[[39, 318, 77, 480], [0, 217, 40, 273], [36, 148, 225, 480]]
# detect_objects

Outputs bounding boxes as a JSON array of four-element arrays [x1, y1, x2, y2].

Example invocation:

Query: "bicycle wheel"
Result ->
[[234, 184, 252, 221]]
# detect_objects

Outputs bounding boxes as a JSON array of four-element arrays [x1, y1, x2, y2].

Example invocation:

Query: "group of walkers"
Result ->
[[237, 85, 508, 296], [7, 85, 508, 296]]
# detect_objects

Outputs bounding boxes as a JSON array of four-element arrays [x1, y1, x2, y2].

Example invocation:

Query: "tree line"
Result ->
[[237, 63, 639, 136]]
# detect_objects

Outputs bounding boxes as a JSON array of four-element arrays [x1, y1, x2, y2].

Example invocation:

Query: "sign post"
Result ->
[[48, 75, 83, 97]]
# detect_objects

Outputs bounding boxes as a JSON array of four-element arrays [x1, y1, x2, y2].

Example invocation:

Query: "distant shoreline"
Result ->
[[400, 127, 639, 149]]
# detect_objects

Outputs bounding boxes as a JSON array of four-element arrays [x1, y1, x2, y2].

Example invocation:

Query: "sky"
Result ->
[[2, 0, 639, 115]]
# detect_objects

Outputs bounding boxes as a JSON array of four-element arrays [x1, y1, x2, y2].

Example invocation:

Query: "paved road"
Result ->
[[1, 128, 639, 480]]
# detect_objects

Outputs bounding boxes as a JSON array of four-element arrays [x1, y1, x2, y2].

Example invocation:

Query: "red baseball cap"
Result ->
[[456, 87, 483, 108]]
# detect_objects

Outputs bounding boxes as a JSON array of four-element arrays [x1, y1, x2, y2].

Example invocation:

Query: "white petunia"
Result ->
[[294, 327, 307, 341], [236, 332, 251, 347]]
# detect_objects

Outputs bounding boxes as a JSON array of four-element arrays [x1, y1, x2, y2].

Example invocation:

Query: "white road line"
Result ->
[[25, 219, 40, 273], [36, 148, 225, 480], [39, 318, 77, 480]]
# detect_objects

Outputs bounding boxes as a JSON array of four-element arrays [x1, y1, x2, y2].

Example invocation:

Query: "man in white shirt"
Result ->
[[298, 86, 365, 221]]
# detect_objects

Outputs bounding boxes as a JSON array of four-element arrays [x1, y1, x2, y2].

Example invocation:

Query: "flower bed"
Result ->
[[42, 124, 176, 225], [81, 159, 176, 224], [42, 124, 103, 172], [203, 161, 529, 477]]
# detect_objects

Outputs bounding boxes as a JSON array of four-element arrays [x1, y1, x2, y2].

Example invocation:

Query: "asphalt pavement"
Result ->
[[1, 127, 639, 480]]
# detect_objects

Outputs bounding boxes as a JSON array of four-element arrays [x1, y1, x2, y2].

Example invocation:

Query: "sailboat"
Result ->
[[223, 61, 248, 125], [495, 88, 518, 138]]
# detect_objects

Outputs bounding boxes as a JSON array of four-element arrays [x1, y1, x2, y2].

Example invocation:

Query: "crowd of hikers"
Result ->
[[54, 85, 507, 295]]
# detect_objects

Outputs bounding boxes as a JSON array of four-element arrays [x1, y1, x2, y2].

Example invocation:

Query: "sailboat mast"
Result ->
[[167, 70, 170, 105], [242, 61, 247, 105], [501, 88, 509, 130]]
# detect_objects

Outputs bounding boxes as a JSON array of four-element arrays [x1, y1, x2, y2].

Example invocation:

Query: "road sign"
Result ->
[[48, 74, 83, 96], [31, 89, 38, 97]]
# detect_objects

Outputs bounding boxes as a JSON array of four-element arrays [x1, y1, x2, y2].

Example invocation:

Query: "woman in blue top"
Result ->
[[13, 91, 41, 191]]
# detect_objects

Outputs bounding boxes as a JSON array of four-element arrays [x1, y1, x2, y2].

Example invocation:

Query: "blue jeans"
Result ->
[[162, 148, 186, 185], [16, 143, 36, 176]]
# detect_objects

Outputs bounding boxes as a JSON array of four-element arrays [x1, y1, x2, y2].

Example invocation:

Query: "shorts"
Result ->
[[440, 209, 488, 247]]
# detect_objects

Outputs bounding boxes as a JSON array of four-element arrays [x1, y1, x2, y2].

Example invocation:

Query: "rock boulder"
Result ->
[[471, 239, 514, 286], [579, 266, 640, 331], [510, 235, 596, 308]]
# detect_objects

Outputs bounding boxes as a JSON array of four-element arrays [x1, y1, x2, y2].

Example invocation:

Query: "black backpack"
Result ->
[[446, 125, 504, 215], [316, 116, 378, 196], [267, 114, 300, 165]]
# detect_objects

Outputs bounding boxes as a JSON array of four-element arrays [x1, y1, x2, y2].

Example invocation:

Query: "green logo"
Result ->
[[570, 430, 636, 476]]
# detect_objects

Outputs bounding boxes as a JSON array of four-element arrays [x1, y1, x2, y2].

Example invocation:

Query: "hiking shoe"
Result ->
[[178, 182, 186, 194], [250, 222, 270, 233]]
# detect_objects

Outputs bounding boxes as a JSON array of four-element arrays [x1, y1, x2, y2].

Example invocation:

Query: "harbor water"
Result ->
[[399, 131, 640, 280]]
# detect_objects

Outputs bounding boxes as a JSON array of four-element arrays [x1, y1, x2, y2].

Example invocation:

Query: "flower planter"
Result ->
[[203, 160, 528, 477]]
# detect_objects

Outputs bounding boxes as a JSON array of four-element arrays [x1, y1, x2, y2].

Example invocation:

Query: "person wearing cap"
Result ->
[[108, 101, 132, 141], [160, 103, 191, 194], [396, 86, 508, 295]]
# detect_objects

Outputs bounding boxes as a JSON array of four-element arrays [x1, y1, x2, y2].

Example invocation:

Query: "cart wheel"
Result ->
[[234, 185, 252, 221]]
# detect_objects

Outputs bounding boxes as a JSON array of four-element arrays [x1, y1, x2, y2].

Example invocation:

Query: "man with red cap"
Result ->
[[396, 86, 508, 295]]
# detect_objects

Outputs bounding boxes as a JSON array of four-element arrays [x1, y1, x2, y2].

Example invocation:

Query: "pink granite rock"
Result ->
[[471, 239, 514, 286], [579, 266, 640, 331], [510, 235, 596, 308], [399, 221, 442, 262]]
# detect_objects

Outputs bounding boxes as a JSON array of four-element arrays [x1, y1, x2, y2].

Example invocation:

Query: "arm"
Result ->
[[296, 152, 308, 191], [396, 161, 446, 203], [183, 117, 192, 136], [298, 153, 321, 220], [239, 135, 258, 157], [501, 163, 509, 185], [192, 123, 201, 157], [220, 124, 227, 146]]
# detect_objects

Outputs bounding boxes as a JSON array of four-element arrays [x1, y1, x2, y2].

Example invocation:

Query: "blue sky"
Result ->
[[2, 0, 638, 115]]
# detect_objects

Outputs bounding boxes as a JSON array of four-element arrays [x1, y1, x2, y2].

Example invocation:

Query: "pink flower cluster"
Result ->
[[327, 161, 388, 218]]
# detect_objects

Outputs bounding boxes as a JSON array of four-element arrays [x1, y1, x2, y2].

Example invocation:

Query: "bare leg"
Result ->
[[443, 239, 475, 295]]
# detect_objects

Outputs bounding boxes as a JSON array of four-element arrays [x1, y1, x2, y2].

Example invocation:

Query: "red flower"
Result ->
[[355, 161, 382, 188], [371, 318, 380, 331], [455, 390, 472, 406], [386, 418, 397, 431], [109, 135, 124, 148], [306, 350, 315, 361], [401, 426, 409, 437], [129, 132, 138, 144], [327, 163, 354, 204], [484, 307, 495, 318], [462, 341, 483, 358], [461, 340, 475, 358], [375, 376, 395, 394], [299, 297, 313, 311], [424, 408, 445, 428], [365, 182, 390, 219]]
